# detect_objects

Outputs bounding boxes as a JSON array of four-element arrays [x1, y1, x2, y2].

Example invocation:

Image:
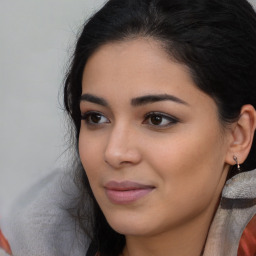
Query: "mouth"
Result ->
[[104, 181, 155, 204]]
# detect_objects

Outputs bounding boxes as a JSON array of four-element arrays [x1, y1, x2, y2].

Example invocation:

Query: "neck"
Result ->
[[122, 203, 217, 256], [121, 166, 229, 256]]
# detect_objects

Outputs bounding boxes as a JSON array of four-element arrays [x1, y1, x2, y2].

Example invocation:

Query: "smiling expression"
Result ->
[[78, 38, 231, 237]]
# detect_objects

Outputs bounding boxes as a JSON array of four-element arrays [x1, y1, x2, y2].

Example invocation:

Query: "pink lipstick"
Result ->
[[104, 181, 155, 204]]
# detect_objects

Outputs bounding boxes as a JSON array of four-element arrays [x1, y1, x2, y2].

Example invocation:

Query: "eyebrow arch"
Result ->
[[80, 94, 109, 107], [131, 94, 189, 106]]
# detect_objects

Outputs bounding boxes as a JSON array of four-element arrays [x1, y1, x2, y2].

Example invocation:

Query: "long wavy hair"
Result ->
[[63, 0, 256, 255]]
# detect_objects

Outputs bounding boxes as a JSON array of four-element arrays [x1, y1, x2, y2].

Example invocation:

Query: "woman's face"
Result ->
[[79, 38, 231, 237]]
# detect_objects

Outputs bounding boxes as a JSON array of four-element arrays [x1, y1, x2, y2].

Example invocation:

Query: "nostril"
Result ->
[[103, 128, 142, 168], [120, 161, 132, 165], [104, 148, 141, 168]]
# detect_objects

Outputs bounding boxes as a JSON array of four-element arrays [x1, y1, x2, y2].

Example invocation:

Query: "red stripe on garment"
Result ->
[[0, 229, 12, 255], [237, 215, 256, 256]]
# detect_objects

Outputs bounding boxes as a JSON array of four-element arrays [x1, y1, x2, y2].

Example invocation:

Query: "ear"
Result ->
[[225, 104, 256, 166]]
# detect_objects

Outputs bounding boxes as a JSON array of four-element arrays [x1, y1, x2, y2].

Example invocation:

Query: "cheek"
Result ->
[[146, 125, 226, 209], [78, 130, 103, 179]]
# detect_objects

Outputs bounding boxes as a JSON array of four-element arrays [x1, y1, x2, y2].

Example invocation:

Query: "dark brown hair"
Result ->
[[64, 0, 256, 255]]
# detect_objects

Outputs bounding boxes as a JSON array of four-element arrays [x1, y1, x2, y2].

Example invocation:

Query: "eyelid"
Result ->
[[143, 111, 179, 127], [80, 110, 179, 128], [81, 111, 110, 125]]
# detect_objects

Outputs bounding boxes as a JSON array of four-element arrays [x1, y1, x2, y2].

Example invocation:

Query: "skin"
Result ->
[[79, 38, 234, 256]]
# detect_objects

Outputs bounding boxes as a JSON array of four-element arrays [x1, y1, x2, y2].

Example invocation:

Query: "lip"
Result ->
[[104, 181, 155, 204]]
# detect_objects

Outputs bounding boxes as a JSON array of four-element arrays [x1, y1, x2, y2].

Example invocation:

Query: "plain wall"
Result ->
[[0, 0, 106, 218], [0, 0, 256, 219]]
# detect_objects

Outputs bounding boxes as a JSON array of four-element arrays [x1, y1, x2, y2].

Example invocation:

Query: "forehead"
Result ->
[[81, 38, 214, 109]]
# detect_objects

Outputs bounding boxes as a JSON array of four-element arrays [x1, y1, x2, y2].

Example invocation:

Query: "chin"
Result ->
[[104, 212, 155, 236], [111, 223, 149, 236]]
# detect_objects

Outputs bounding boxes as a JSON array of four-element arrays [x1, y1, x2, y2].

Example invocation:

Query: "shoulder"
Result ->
[[204, 169, 256, 256], [0, 229, 11, 255], [238, 214, 256, 256], [2, 169, 91, 256]]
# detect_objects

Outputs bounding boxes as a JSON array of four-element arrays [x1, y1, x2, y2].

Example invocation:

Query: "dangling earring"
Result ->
[[233, 155, 241, 171]]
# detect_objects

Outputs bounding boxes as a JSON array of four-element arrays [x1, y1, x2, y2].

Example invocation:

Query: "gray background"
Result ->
[[0, 0, 256, 219], [0, 0, 106, 218]]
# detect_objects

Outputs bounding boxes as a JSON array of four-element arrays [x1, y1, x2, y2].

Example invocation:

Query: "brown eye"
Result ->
[[143, 112, 179, 127], [90, 113, 103, 123], [81, 112, 109, 125], [150, 115, 163, 125]]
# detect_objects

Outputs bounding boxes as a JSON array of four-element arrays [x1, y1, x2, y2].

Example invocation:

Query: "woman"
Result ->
[[1, 0, 256, 255], [64, 0, 256, 255]]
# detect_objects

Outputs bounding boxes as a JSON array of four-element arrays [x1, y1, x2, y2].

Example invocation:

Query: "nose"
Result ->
[[104, 124, 142, 169]]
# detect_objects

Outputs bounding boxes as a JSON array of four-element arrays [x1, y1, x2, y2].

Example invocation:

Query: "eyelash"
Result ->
[[81, 111, 110, 126], [81, 111, 179, 128], [143, 112, 179, 127]]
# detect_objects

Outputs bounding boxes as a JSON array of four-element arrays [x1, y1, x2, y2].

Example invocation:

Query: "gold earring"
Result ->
[[233, 155, 241, 171]]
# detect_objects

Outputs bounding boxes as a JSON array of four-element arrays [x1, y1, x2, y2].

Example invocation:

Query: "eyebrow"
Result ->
[[80, 93, 188, 107], [131, 94, 188, 106], [80, 94, 108, 107]]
